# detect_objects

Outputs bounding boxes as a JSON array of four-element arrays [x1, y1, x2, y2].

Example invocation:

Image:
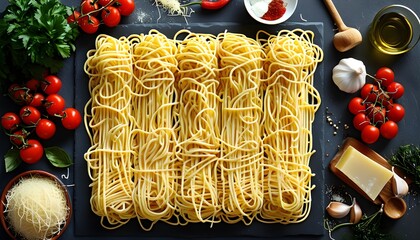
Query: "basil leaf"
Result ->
[[45, 146, 73, 168], [4, 148, 21, 172]]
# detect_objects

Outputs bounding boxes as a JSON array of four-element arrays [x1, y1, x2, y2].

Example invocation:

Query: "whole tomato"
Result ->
[[61, 108, 82, 130], [78, 15, 100, 34], [1, 112, 21, 131], [361, 125, 380, 144], [348, 97, 365, 115], [386, 82, 404, 100], [10, 129, 28, 147], [67, 10, 81, 24], [41, 75, 62, 95], [81, 0, 99, 16], [45, 94, 66, 116], [19, 106, 41, 125], [36, 119, 56, 140], [101, 6, 121, 27], [387, 103, 405, 123], [116, 0, 135, 16], [20, 139, 44, 164], [375, 67, 394, 87], [353, 113, 370, 131], [360, 83, 378, 103], [380, 121, 398, 139]]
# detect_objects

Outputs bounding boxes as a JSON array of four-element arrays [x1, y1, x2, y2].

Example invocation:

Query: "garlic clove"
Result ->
[[332, 58, 366, 93], [326, 201, 352, 219], [391, 166, 409, 197], [349, 198, 362, 224]]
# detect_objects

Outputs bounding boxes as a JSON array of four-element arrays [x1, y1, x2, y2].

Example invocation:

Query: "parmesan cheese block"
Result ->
[[335, 146, 393, 201]]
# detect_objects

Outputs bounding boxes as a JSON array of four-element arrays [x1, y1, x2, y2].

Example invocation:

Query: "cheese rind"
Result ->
[[335, 146, 393, 201]]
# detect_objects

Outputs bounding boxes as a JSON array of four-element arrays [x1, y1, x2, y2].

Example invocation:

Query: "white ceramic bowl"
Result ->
[[244, 0, 298, 25]]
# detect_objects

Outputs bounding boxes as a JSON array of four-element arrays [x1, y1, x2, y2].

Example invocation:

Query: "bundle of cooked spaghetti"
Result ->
[[129, 30, 179, 230], [173, 30, 222, 224], [84, 35, 135, 229], [258, 29, 323, 223], [217, 32, 264, 224]]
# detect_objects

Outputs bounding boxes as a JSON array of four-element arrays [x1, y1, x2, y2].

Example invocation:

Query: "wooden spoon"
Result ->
[[323, 0, 363, 52], [383, 197, 407, 219]]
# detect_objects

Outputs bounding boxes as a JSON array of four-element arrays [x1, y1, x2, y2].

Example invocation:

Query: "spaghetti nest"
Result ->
[[84, 29, 323, 230]]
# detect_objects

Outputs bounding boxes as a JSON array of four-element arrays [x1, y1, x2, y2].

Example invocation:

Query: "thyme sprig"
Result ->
[[389, 144, 420, 188]]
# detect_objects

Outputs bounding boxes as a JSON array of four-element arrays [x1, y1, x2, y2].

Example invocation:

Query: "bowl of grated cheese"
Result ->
[[244, 0, 298, 25]]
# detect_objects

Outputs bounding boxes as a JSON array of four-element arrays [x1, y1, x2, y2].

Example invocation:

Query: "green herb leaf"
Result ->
[[45, 146, 73, 168], [4, 148, 21, 172]]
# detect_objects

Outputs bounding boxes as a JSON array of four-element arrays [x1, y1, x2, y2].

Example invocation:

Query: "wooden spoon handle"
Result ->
[[324, 0, 348, 31]]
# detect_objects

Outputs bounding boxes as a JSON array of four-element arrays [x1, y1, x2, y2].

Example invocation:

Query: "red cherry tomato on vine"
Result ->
[[19, 106, 41, 125], [348, 97, 365, 115], [29, 93, 45, 107], [353, 113, 370, 131], [98, 0, 112, 6], [101, 6, 121, 27], [375, 67, 394, 87], [10, 129, 27, 147], [78, 15, 100, 34], [67, 11, 81, 24], [360, 83, 379, 103], [41, 75, 62, 95], [25, 79, 40, 92], [1, 112, 21, 131], [366, 105, 386, 125], [45, 94, 66, 116], [361, 125, 380, 144], [386, 82, 404, 100], [36, 119, 56, 140], [387, 103, 405, 123], [81, 0, 99, 16], [380, 121, 398, 139], [8, 84, 32, 105], [20, 139, 44, 164], [116, 0, 135, 16], [61, 108, 82, 130]]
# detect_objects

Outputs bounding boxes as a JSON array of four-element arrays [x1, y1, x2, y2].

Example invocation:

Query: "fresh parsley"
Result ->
[[0, 0, 79, 92]]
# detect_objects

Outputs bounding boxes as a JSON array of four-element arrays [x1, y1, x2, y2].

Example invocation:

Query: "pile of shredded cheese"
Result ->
[[4, 176, 69, 240]]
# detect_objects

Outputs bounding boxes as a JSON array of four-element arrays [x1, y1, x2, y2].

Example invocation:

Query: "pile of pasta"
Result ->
[[84, 28, 323, 230]]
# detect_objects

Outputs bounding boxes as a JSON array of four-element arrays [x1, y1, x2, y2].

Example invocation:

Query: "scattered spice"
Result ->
[[262, 0, 286, 21]]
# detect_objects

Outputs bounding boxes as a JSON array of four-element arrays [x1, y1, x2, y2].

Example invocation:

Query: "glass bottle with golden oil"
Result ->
[[369, 5, 420, 55]]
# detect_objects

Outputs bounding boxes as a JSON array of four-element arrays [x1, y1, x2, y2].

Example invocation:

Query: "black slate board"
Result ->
[[73, 22, 325, 238]]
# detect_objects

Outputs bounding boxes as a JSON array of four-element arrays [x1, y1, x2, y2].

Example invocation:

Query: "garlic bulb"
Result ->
[[391, 166, 409, 197], [332, 58, 366, 93], [326, 201, 352, 219], [349, 199, 362, 224]]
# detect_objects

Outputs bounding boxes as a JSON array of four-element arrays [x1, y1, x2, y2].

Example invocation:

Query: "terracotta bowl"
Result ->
[[0, 170, 72, 240]]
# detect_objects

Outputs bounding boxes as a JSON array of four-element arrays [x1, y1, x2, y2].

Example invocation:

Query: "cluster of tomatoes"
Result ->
[[348, 67, 405, 144], [1, 76, 82, 164], [67, 0, 135, 34]]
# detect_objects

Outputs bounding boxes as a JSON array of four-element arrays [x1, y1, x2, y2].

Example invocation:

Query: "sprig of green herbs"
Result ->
[[0, 0, 79, 92], [389, 144, 420, 188]]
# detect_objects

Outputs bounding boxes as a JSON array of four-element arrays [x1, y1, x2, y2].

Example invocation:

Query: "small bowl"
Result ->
[[244, 0, 298, 25], [0, 170, 72, 240]]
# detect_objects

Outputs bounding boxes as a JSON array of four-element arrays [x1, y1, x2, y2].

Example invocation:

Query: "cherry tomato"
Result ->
[[61, 108, 82, 130], [45, 94, 66, 116], [41, 75, 62, 95], [81, 0, 99, 16], [116, 0, 135, 16], [25, 79, 40, 92], [375, 67, 394, 87], [361, 125, 380, 144], [78, 15, 100, 34], [35, 119, 56, 140], [386, 82, 404, 100], [20, 139, 44, 164], [1, 112, 21, 131], [348, 97, 365, 115], [29, 93, 45, 107], [67, 10, 81, 24], [10, 129, 28, 146], [360, 83, 378, 103], [98, 0, 112, 6], [19, 106, 41, 125], [366, 105, 386, 125], [101, 6, 121, 27], [353, 113, 370, 131], [380, 121, 398, 139], [8, 84, 32, 105], [387, 103, 405, 123]]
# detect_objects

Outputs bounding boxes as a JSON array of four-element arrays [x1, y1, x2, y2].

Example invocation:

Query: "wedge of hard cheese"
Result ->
[[329, 137, 405, 204]]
